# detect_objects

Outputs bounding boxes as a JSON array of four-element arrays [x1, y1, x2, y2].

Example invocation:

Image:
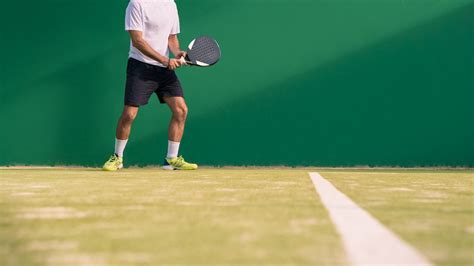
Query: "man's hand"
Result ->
[[168, 58, 184, 70], [174, 51, 187, 61], [168, 51, 187, 70]]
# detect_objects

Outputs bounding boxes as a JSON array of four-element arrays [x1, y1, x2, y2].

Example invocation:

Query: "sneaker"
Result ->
[[103, 154, 123, 171], [163, 155, 198, 170]]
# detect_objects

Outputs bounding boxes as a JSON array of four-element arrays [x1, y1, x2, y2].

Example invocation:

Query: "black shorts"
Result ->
[[124, 58, 184, 106]]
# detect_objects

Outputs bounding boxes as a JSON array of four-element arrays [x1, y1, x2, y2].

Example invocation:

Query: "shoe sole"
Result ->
[[162, 165, 198, 170], [103, 164, 123, 171], [162, 165, 175, 170]]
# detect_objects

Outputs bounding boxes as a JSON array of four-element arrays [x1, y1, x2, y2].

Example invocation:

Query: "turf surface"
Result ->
[[0, 168, 472, 266], [323, 171, 474, 266], [0, 168, 345, 266]]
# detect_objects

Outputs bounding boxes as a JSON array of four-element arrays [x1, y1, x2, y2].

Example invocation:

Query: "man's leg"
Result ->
[[165, 96, 188, 140], [163, 96, 197, 170], [164, 96, 187, 158], [115, 105, 139, 156], [103, 105, 139, 171], [117, 105, 139, 140]]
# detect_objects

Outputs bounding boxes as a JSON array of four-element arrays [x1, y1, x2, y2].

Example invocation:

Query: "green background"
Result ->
[[1, 0, 473, 167]]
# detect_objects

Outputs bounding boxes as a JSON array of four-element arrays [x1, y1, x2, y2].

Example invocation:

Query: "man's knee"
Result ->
[[173, 105, 188, 122], [120, 111, 138, 124]]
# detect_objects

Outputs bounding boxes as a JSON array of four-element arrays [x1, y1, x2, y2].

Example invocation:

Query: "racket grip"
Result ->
[[179, 57, 187, 65]]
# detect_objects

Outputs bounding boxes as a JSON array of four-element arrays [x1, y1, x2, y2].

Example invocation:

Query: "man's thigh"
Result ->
[[163, 96, 187, 113], [124, 59, 159, 106], [155, 70, 184, 104]]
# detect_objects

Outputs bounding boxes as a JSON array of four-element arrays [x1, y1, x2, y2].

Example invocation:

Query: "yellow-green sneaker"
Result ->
[[163, 155, 198, 170], [103, 154, 123, 171]]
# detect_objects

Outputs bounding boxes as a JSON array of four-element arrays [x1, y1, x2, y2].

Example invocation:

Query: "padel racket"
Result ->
[[179, 36, 221, 67]]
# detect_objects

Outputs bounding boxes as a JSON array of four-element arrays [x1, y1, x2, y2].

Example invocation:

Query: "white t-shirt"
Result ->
[[125, 0, 180, 67]]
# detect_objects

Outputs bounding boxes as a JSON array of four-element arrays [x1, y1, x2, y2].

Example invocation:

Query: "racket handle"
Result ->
[[179, 57, 190, 65]]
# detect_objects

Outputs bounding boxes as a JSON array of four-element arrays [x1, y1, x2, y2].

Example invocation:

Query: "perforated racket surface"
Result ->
[[180, 36, 221, 67]]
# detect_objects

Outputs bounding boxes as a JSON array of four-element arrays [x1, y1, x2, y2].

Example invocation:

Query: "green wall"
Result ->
[[1, 0, 473, 167]]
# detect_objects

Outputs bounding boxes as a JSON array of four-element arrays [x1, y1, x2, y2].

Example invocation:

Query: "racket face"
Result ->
[[186, 36, 221, 67]]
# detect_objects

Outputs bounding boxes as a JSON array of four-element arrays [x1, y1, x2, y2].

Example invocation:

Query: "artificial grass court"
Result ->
[[0, 168, 472, 266]]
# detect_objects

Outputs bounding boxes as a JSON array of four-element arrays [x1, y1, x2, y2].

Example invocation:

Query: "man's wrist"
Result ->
[[159, 56, 170, 65]]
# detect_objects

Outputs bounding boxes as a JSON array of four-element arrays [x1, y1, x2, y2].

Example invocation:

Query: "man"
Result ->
[[103, 0, 197, 171]]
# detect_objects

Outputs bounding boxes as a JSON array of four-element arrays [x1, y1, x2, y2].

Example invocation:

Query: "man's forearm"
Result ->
[[168, 35, 182, 57], [132, 38, 169, 65]]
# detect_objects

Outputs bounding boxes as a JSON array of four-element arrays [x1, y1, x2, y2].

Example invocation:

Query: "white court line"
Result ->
[[309, 172, 432, 266]]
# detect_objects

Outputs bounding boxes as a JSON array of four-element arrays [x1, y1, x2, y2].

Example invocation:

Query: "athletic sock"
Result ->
[[167, 140, 180, 158], [115, 138, 128, 158]]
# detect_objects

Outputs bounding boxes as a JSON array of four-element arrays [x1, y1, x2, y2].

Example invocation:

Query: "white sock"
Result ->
[[167, 140, 180, 158], [115, 138, 128, 157]]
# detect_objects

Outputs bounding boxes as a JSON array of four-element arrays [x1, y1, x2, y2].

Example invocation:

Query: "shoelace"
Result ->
[[174, 156, 185, 167], [108, 155, 119, 163]]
